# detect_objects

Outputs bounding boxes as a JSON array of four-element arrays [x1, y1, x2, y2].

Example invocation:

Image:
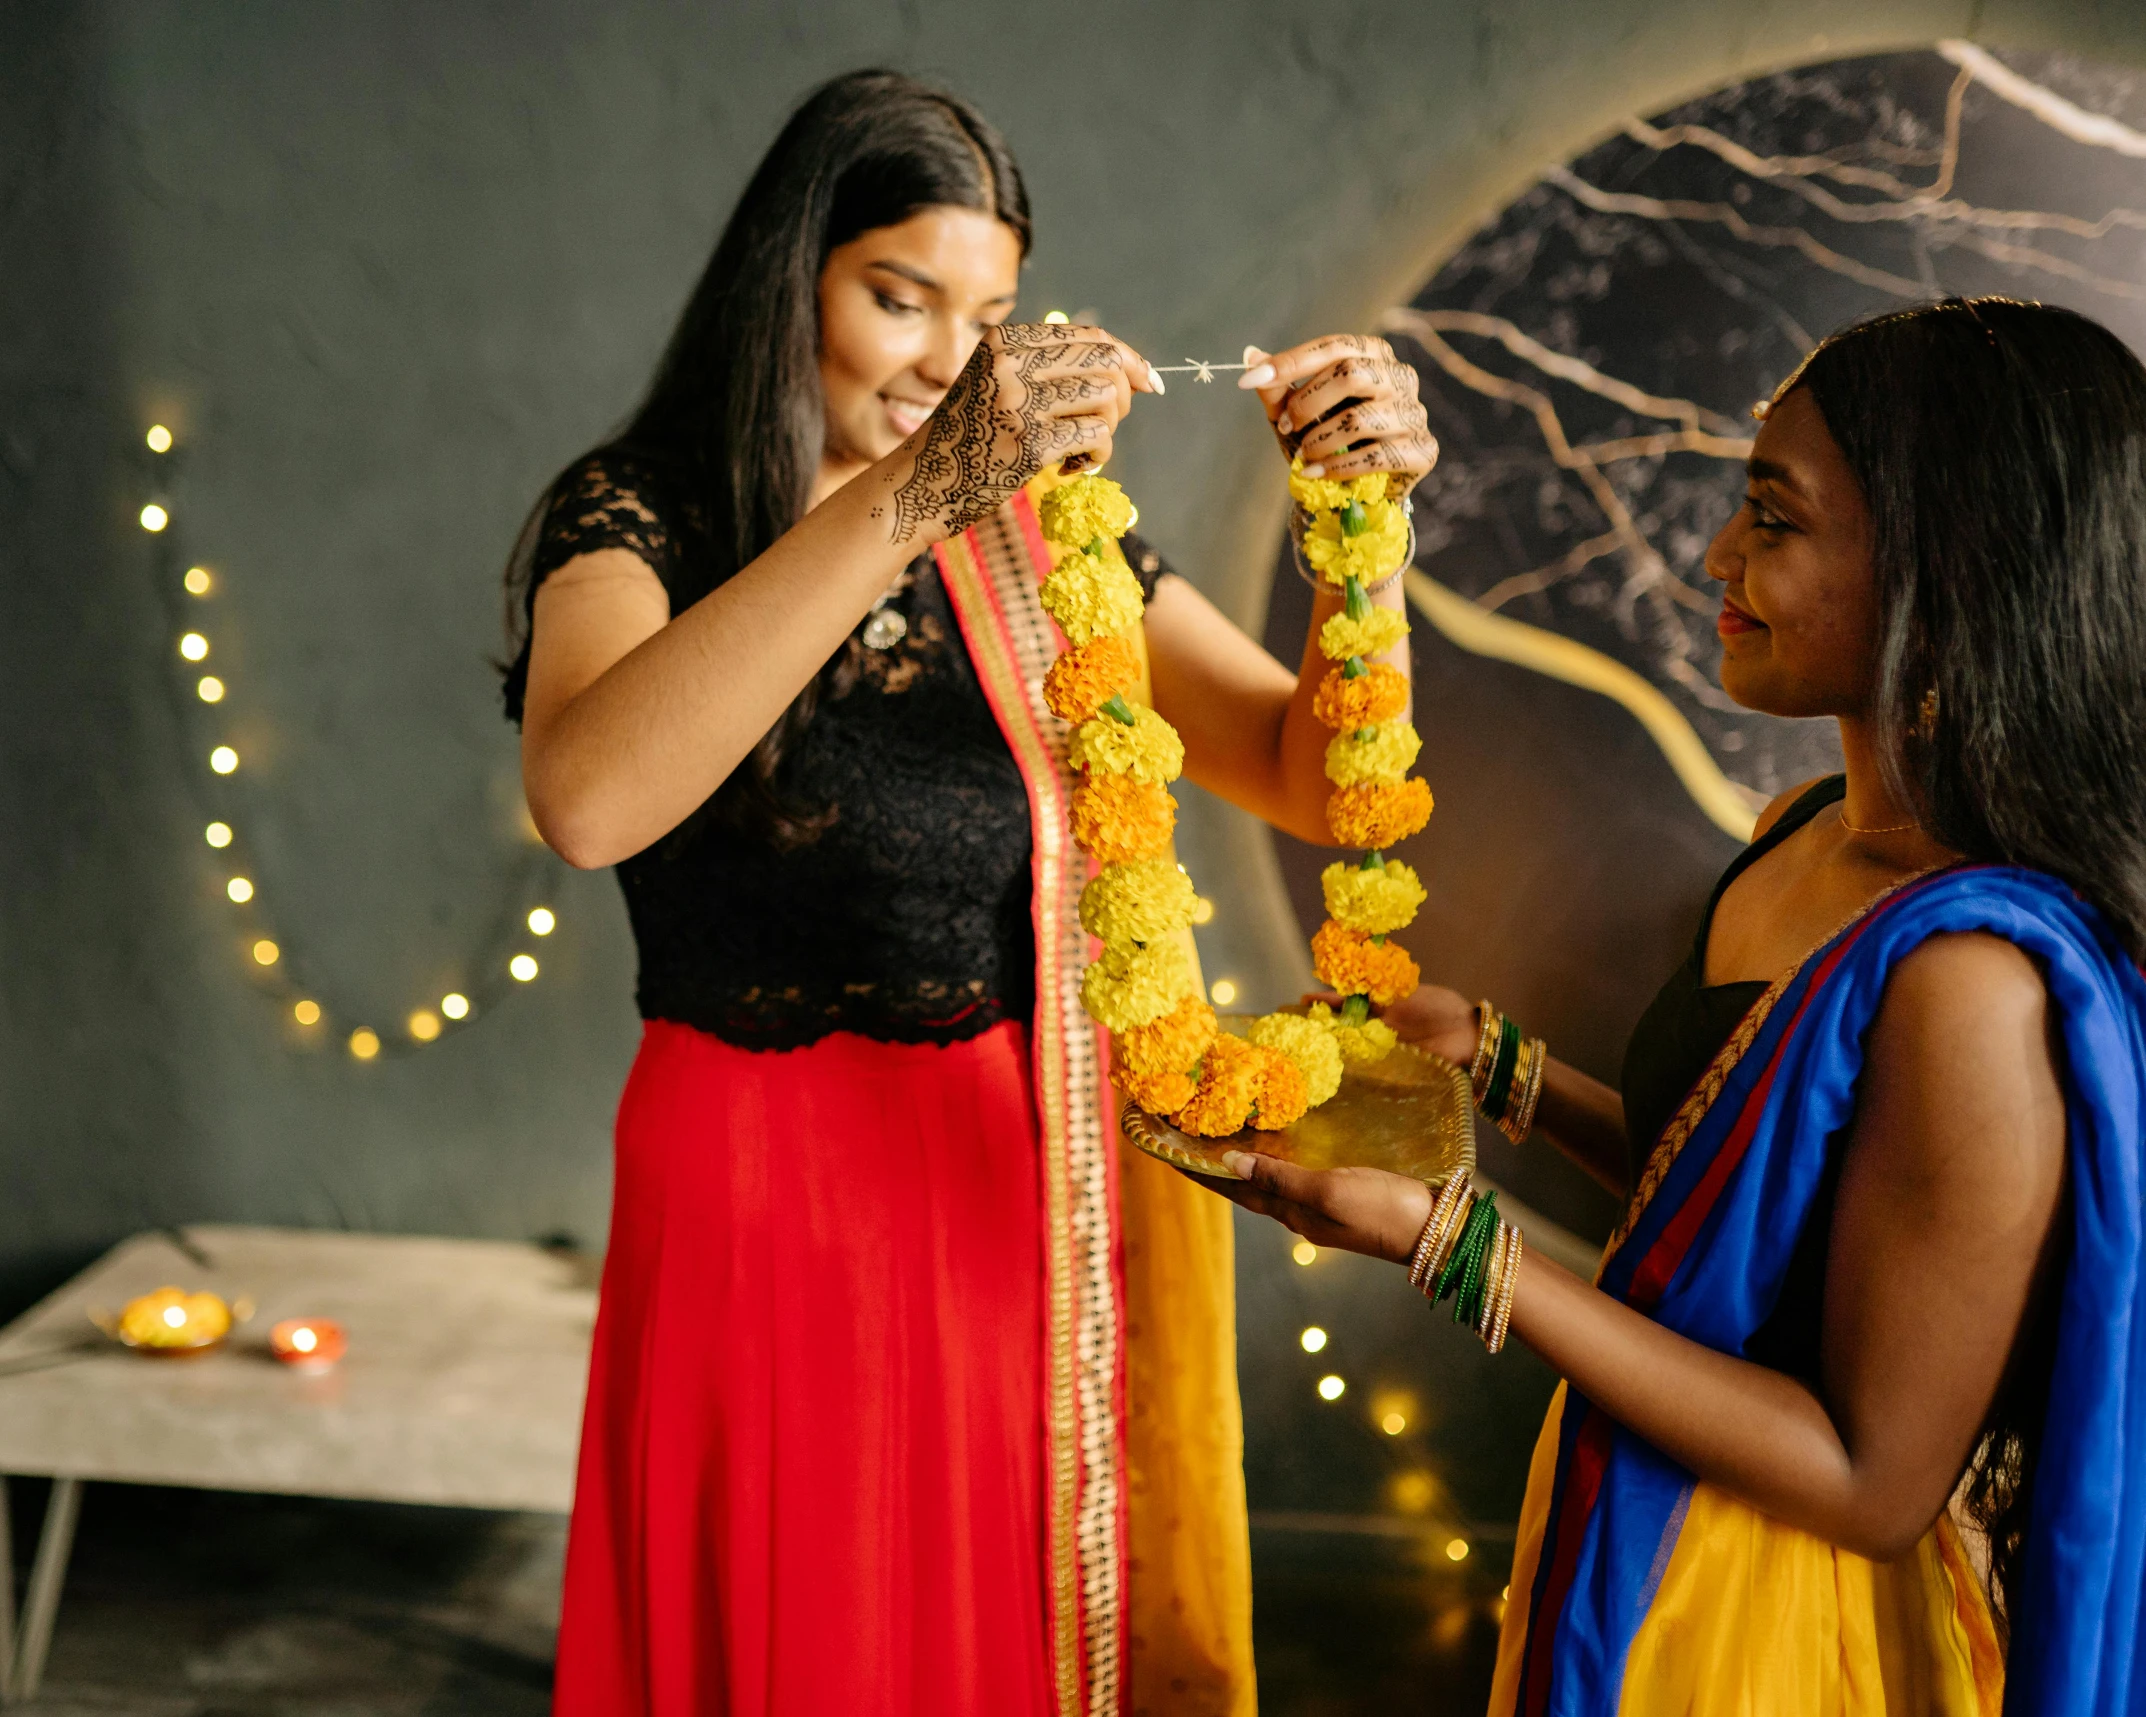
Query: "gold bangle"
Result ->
[[1418, 1178, 1474, 1290], [1409, 1174, 1469, 1290], [1499, 1036, 1548, 1144], [1487, 1227, 1523, 1354], [1468, 1003, 1499, 1092], [1475, 1221, 1508, 1341], [1514, 1039, 1547, 1139]]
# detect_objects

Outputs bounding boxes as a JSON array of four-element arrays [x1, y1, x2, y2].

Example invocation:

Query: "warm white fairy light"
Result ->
[[197, 676, 225, 703], [209, 746, 238, 774], [178, 632, 209, 661], [146, 425, 174, 453], [251, 939, 279, 966], [205, 821, 232, 848], [509, 954, 539, 982], [440, 992, 470, 1020], [1209, 978, 1238, 1006], [1191, 896, 1216, 925], [348, 1028, 380, 1060], [293, 1000, 321, 1026], [1317, 1374, 1346, 1401], [1043, 310, 1070, 324], [1292, 1240, 1318, 1266], [184, 566, 213, 596], [226, 876, 254, 903], [408, 1009, 441, 1042], [1382, 1411, 1408, 1435], [1299, 1326, 1328, 1353], [526, 907, 555, 935], [1445, 1538, 1470, 1563], [140, 504, 169, 533]]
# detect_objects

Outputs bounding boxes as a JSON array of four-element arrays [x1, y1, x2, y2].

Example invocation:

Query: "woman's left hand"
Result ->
[[1240, 335, 1437, 489], [1202, 1150, 1433, 1266]]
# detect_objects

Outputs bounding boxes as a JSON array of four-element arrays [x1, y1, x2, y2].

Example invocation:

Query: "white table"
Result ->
[[0, 1225, 596, 1701]]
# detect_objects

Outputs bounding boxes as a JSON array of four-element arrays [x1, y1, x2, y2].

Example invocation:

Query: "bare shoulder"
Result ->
[[1750, 775, 1834, 842], [534, 546, 670, 612]]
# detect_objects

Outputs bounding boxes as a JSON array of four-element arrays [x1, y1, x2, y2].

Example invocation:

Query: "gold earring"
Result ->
[[1916, 688, 1939, 741]]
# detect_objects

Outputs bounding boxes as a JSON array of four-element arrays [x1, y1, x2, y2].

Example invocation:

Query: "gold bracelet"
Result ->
[[1487, 1227, 1523, 1354], [1497, 1035, 1548, 1144], [1475, 1221, 1509, 1341], [1468, 1003, 1499, 1091], [1408, 1174, 1469, 1290], [1417, 1178, 1474, 1292]]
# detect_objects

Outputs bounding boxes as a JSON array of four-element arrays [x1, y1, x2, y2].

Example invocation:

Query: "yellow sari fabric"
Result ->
[[1116, 610, 1257, 1717], [1492, 1386, 2004, 1717]]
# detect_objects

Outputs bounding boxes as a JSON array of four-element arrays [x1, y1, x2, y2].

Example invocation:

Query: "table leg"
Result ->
[[6, 1477, 80, 1704]]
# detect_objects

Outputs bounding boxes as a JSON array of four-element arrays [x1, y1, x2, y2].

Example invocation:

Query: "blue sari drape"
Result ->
[[1494, 866, 2146, 1716]]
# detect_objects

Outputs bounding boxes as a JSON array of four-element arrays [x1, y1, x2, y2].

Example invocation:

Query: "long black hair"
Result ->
[[1793, 296, 2146, 1638], [503, 69, 1030, 844]]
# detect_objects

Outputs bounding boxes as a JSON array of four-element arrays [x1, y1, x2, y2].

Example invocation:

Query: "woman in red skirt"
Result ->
[[503, 70, 1435, 1717]]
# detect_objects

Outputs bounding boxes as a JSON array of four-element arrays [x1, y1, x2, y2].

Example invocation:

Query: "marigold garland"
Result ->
[[1311, 661, 1409, 730], [1321, 857, 1427, 936], [1043, 472, 1365, 1137], [1326, 778, 1434, 849]]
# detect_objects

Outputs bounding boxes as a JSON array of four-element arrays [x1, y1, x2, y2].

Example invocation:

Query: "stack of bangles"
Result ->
[[1470, 1002, 1547, 1145], [1406, 1173, 1522, 1354]]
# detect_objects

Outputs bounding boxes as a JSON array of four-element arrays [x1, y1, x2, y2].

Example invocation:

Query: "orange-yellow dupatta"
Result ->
[[934, 485, 1256, 1717]]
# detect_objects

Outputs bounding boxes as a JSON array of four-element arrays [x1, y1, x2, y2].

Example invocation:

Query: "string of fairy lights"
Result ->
[[138, 423, 560, 1060]]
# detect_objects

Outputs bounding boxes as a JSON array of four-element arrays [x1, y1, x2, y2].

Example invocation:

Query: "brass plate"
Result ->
[[1120, 1016, 1475, 1186]]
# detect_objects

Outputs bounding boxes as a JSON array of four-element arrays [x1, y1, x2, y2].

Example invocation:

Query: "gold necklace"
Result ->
[[1838, 805, 1918, 835]]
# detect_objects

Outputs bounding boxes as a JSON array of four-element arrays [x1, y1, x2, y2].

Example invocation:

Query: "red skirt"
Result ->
[[555, 1019, 1054, 1716]]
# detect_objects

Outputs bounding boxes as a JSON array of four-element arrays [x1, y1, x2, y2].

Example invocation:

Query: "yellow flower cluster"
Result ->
[[1319, 607, 1409, 662], [1041, 546, 1146, 648], [1288, 465, 1393, 515], [1040, 476, 1135, 547], [1045, 635, 1140, 723], [1080, 859, 1197, 946], [1306, 1001, 1399, 1065], [1070, 704, 1184, 785], [1324, 721, 1422, 788], [1247, 1013, 1345, 1107], [1072, 774, 1176, 865], [1321, 857, 1427, 936], [1312, 661, 1409, 729], [1291, 456, 1409, 587], [1082, 939, 1193, 1034]]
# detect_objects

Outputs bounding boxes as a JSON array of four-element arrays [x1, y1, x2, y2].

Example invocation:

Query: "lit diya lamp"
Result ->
[[269, 1317, 347, 1373], [98, 1286, 237, 1356]]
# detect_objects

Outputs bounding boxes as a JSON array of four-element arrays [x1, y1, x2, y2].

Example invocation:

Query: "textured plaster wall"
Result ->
[[4, 0, 2141, 1303]]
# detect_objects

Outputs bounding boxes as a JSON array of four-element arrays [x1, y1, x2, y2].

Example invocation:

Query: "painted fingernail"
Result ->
[[1238, 363, 1277, 390], [1222, 1151, 1256, 1179], [1146, 363, 1166, 395], [1299, 462, 1325, 478]]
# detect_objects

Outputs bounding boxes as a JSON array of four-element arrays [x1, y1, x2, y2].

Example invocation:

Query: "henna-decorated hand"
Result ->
[[1240, 334, 1437, 490], [876, 321, 1160, 546]]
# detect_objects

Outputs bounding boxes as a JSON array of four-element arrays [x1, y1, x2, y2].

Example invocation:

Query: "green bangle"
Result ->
[[1435, 1190, 1497, 1307], [1483, 1017, 1521, 1119], [1454, 1192, 1499, 1326]]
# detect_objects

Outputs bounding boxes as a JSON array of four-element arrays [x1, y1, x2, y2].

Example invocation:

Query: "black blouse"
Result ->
[[1619, 776, 1847, 1379], [504, 447, 1169, 1051]]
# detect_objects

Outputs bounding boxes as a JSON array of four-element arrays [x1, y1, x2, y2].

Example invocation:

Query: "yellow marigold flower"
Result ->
[[1321, 858, 1427, 937], [1288, 457, 1392, 516], [1041, 548, 1145, 648], [1325, 721, 1422, 788], [1311, 662, 1409, 730], [1307, 1001, 1399, 1066], [1310, 919, 1420, 1006], [1117, 1061, 1198, 1116], [1039, 474, 1135, 549], [1081, 939, 1194, 1033], [1318, 607, 1409, 662], [1072, 704, 1184, 785], [1044, 635, 1140, 723], [1326, 778, 1434, 848], [1081, 858, 1197, 945], [1247, 1046, 1311, 1131], [1303, 499, 1411, 587], [1173, 1033, 1262, 1137], [1247, 1012, 1344, 1107], [1071, 775, 1176, 864], [1116, 994, 1218, 1080]]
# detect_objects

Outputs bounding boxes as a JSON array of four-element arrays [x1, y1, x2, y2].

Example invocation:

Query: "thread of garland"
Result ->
[[1037, 475, 1345, 1137], [1293, 459, 1433, 1066]]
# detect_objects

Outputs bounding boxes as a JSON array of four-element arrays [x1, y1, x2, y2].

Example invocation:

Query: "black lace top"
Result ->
[[504, 447, 1171, 1051]]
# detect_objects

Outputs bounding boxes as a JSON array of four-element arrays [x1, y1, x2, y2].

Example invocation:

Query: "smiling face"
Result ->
[[815, 205, 1022, 485], [1704, 385, 1883, 720]]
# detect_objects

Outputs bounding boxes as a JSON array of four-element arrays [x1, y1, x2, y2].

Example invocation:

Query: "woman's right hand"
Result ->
[[873, 321, 1160, 546], [1301, 983, 1480, 1065]]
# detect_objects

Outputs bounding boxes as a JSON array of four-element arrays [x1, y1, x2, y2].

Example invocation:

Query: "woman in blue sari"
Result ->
[[1210, 297, 2146, 1714]]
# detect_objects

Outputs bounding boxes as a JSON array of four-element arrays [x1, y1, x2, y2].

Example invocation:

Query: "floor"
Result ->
[[10, 1482, 1504, 1715]]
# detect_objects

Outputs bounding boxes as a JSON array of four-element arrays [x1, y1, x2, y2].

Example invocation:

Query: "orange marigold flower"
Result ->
[[1310, 919, 1421, 1006], [1246, 1046, 1310, 1131], [1172, 1033, 1263, 1137], [1312, 663, 1409, 731], [1117, 1062, 1198, 1116], [1115, 994, 1217, 1080], [1071, 774, 1177, 865], [1325, 778, 1434, 849], [1045, 635, 1141, 724]]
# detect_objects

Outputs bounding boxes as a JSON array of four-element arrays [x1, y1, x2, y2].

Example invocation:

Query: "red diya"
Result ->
[[269, 1317, 347, 1373]]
